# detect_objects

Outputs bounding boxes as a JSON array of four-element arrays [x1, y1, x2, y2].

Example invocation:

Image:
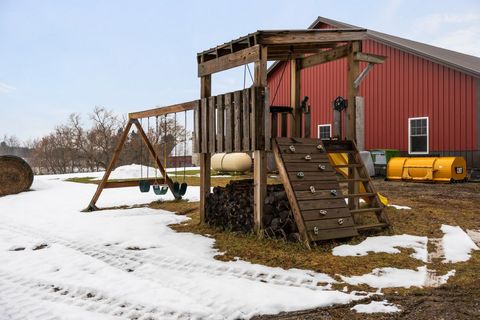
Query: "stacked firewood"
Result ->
[[205, 179, 300, 242]]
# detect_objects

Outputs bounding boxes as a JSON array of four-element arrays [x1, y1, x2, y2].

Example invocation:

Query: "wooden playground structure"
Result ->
[[86, 28, 391, 247]]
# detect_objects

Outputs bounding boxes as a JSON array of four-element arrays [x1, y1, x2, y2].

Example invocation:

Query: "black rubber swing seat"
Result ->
[[179, 182, 188, 196], [139, 180, 151, 193], [172, 182, 180, 195], [152, 184, 168, 195]]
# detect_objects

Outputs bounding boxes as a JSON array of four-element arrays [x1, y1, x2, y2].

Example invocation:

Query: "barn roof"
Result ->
[[268, 16, 480, 79]]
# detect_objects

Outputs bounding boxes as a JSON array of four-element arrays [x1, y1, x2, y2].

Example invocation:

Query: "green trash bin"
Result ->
[[370, 149, 400, 176]]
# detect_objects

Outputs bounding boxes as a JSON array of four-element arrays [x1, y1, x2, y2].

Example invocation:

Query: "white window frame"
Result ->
[[408, 116, 429, 154], [317, 124, 332, 140]]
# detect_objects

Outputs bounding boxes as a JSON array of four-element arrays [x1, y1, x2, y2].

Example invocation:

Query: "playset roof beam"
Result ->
[[197, 29, 368, 76], [299, 44, 350, 70]]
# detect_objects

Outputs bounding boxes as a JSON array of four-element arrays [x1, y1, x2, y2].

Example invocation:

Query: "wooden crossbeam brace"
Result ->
[[354, 52, 386, 64], [257, 29, 367, 45], [354, 63, 374, 89], [299, 45, 349, 70], [198, 45, 260, 76]]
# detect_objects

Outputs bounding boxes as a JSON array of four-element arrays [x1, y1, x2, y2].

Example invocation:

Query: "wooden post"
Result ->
[[199, 75, 211, 224], [355, 96, 365, 151], [85, 119, 134, 211], [290, 58, 301, 137], [253, 46, 268, 235], [347, 41, 361, 210], [346, 41, 361, 142]]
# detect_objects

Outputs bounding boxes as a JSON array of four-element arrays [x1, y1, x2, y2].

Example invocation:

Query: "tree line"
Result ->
[[1, 107, 189, 174]]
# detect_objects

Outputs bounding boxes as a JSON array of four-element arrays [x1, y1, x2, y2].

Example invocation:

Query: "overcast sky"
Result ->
[[1, 0, 479, 141]]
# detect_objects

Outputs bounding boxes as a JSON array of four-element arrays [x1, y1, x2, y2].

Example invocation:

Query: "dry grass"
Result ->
[[152, 179, 480, 295]]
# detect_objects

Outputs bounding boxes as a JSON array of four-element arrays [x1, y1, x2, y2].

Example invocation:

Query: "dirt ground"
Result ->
[[157, 178, 480, 319], [253, 179, 480, 320]]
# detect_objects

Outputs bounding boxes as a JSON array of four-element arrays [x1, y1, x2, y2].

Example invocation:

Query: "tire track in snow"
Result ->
[[0, 270, 190, 320], [0, 223, 333, 291]]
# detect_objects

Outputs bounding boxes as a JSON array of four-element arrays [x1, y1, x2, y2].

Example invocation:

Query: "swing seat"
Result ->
[[153, 184, 168, 195], [139, 180, 151, 193], [172, 182, 180, 195], [179, 182, 188, 196]]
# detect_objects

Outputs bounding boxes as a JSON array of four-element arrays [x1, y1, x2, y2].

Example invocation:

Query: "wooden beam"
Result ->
[[128, 100, 198, 120], [346, 42, 361, 141], [257, 29, 367, 45], [199, 75, 211, 224], [198, 45, 260, 77], [290, 58, 301, 137], [346, 41, 361, 211], [103, 178, 165, 189], [355, 52, 386, 64], [253, 45, 268, 236], [299, 45, 349, 70], [85, 119, 134, 211], [354, 63, 375, 89]]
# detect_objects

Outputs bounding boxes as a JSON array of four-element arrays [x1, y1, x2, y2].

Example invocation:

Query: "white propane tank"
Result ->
[[211, 153, 252, 173]]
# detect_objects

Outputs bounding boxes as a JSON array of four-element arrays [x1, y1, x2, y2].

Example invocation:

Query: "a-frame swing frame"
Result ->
[[85, 101, 197, 211]]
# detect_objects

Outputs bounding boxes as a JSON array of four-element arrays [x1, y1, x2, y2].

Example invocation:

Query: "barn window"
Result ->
[[317, 124, 331, 140], [408, 117, 429, 154]]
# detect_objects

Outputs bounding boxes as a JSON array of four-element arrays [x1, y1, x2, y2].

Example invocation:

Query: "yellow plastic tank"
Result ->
[[387, 157, 466, 183], [211, 153, 252, 173]]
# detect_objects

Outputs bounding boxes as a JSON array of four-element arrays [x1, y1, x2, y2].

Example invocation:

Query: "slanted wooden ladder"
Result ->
[[272, 137, 390, 246]]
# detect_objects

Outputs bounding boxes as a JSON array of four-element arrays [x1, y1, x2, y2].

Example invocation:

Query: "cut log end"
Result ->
[[0, 155, 34, 196]]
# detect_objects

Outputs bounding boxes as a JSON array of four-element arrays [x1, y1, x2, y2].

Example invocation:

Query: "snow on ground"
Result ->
[[0, 166, 473, 319], [78, 165, 201, 181], [0, 172, 369, 319], [340, 266, 455, 289], [388, 204, 412, 210], [332, 234, 428, 262], [441, 225, 479, 263], [351, 300, 401, 313]]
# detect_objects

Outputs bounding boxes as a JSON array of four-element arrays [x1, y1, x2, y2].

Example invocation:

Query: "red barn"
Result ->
[[267, 16, 480, 169]]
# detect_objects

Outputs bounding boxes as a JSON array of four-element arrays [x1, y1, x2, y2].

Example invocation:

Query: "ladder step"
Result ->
[[337, 178, 370, 182], [331, 164, 363, 168], [356, 223, 388, 232], [350, 207, 383, 214], [343, 193, 376, 198]]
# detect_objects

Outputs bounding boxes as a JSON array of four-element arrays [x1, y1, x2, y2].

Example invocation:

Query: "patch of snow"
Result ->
[[340, 266, 454, 288], [441, 225, 479, 263], [107, 164, 162, 180], [0, 173, 370, 319], [332, 234, 428, 262], [351, 300, 401, 313], [388, 204, 412, 210]]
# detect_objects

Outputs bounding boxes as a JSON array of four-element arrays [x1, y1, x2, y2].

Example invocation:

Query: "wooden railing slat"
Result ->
[[208, 96, 216, 153], [234, 90, 243, 152], [242, 89, 251, 151], [216, 95, 224, 153], [201, 98, 208, 153]]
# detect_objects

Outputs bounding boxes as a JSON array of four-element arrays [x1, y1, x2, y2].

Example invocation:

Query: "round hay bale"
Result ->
[[0, 155, 34, 196]]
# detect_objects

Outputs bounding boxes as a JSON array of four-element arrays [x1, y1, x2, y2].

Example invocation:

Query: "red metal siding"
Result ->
[[268, 40, 478, 163]]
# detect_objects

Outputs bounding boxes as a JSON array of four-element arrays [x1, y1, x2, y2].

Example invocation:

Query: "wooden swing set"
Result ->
[[86, 28, 391, 247]]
